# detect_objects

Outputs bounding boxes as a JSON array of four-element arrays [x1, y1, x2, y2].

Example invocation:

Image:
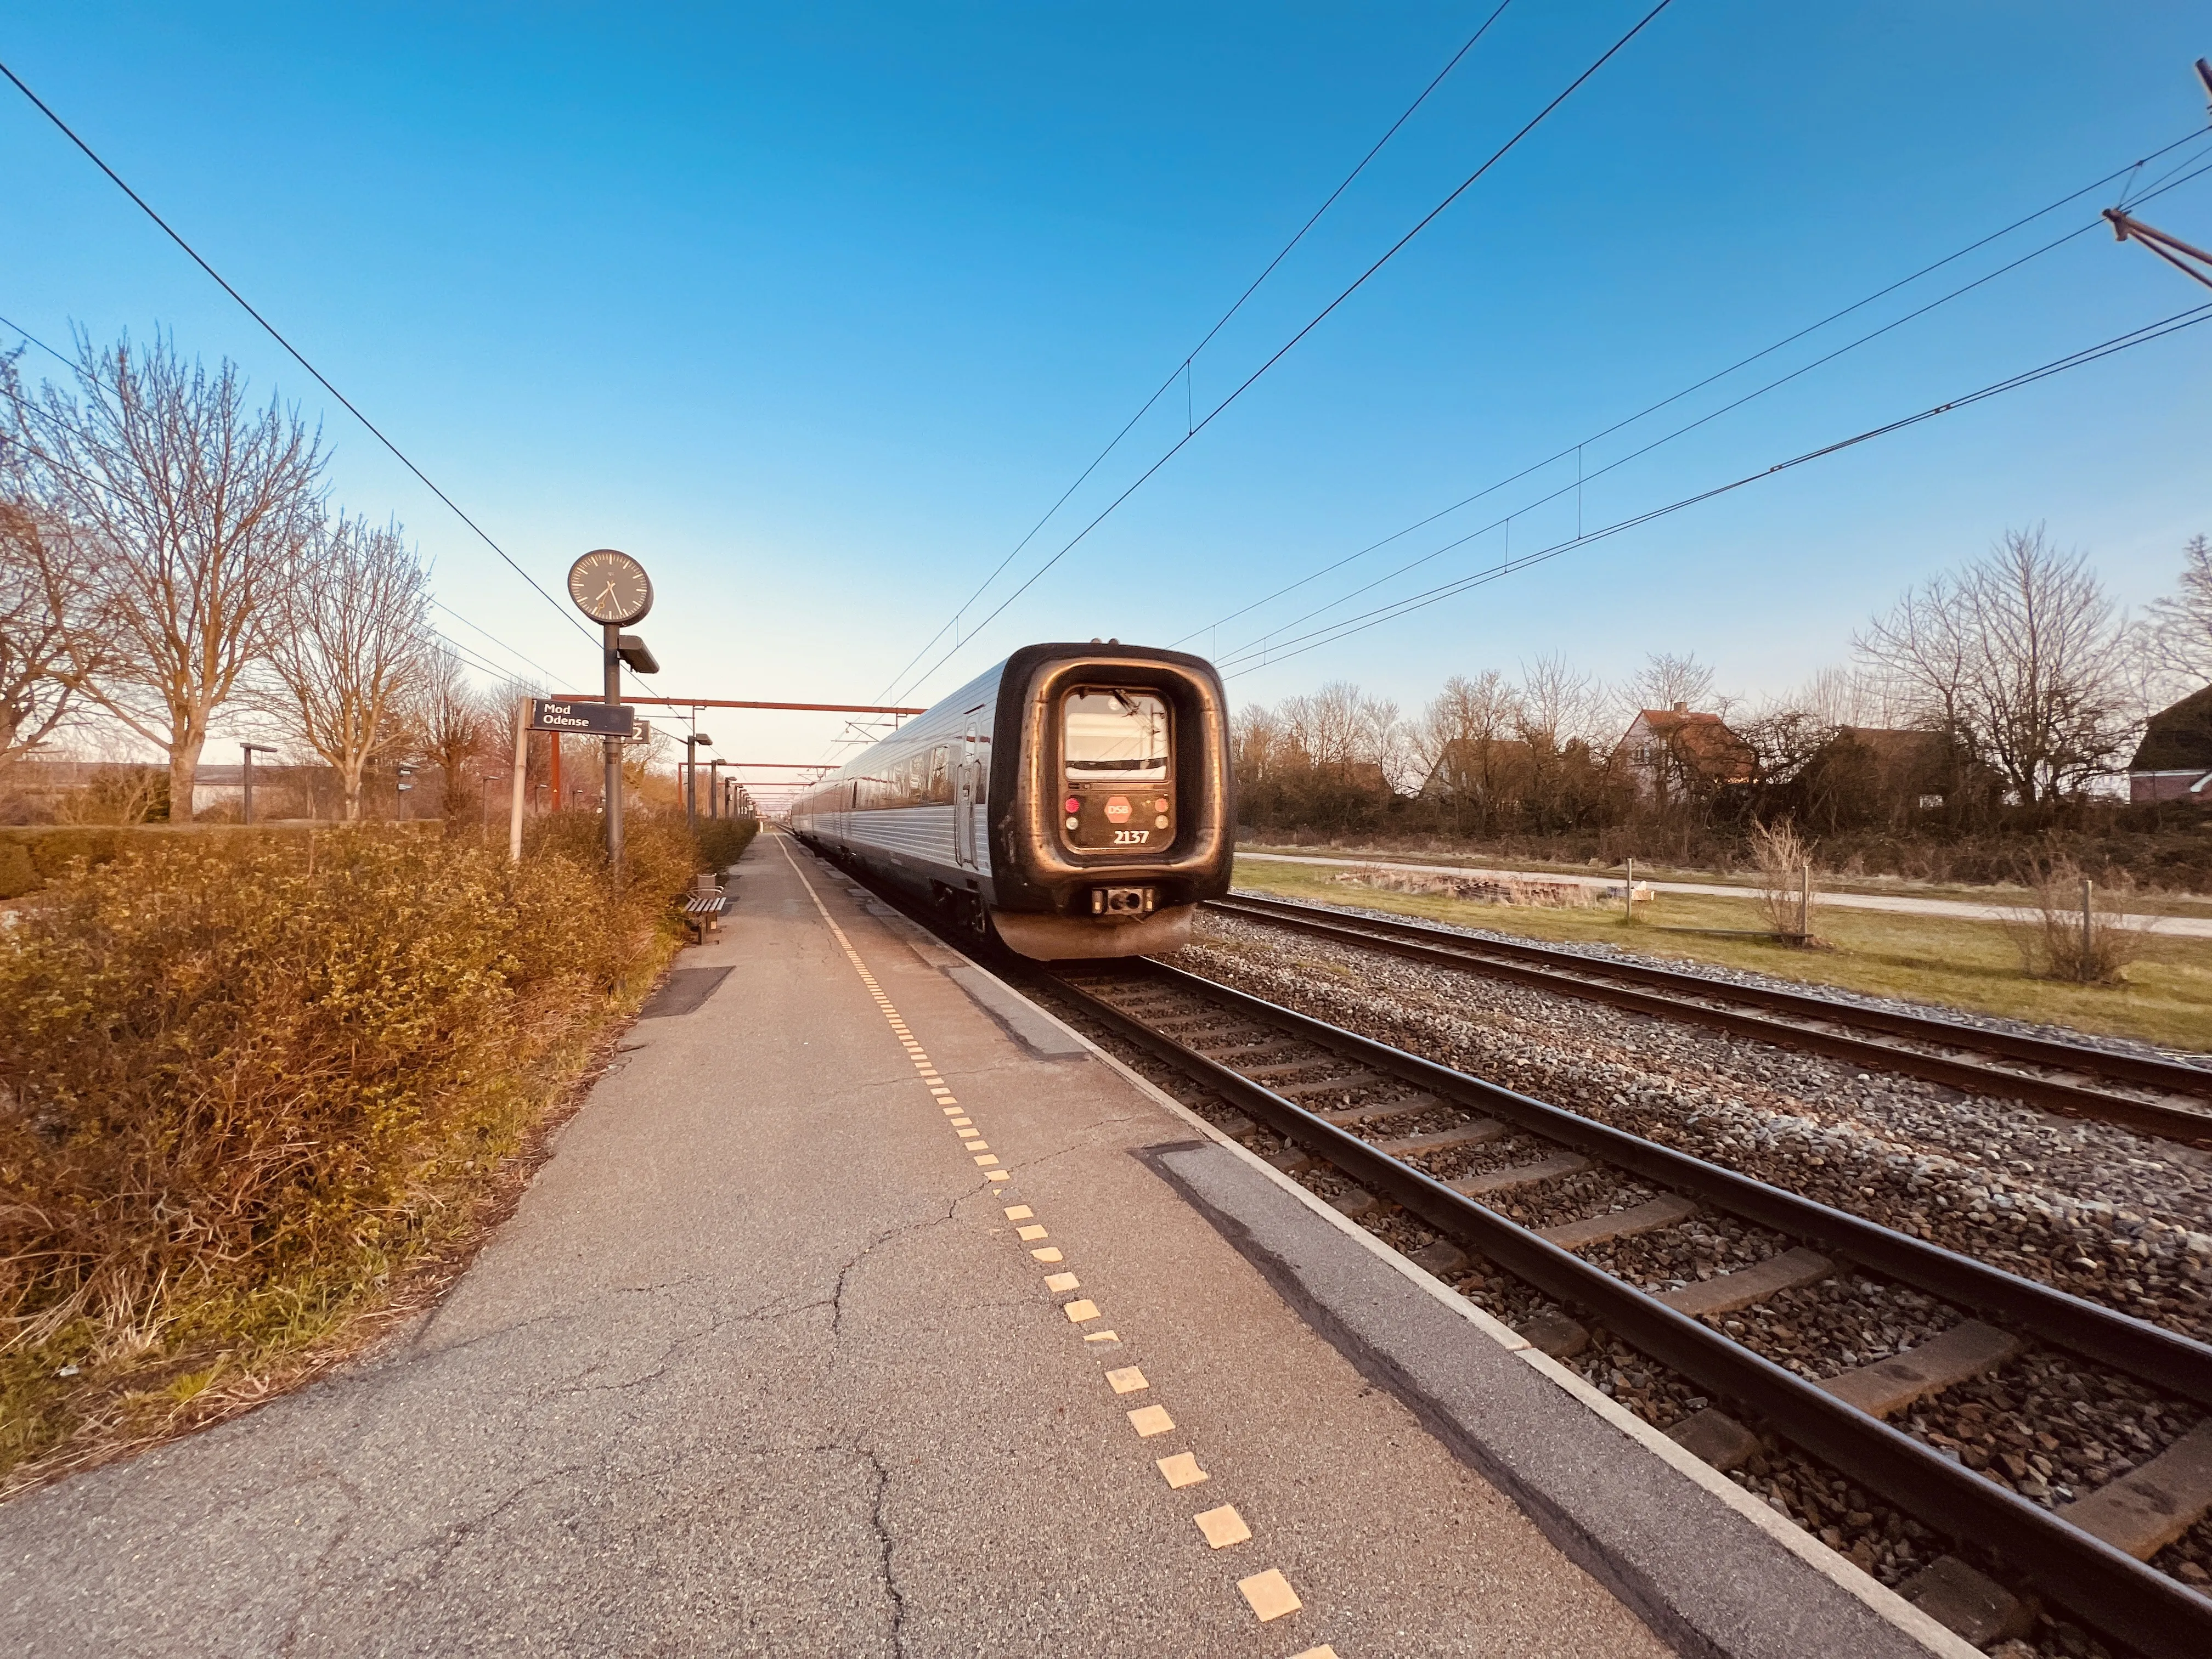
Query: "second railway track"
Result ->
[[1025, 955, 2212, 1659], [1205, 891, 2212, 1147]]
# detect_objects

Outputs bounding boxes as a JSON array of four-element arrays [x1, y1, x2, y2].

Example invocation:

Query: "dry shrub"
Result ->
[[1750, 818, 1818, 943], [696, 815, 759, 871], [0, 815, 697, 1478], [2003, 855, 2159, 984]]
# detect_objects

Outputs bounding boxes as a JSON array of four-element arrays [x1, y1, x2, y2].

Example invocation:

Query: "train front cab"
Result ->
[[986, 644, 1233, 960]]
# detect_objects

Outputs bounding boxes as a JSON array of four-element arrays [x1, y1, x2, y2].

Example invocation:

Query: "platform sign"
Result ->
[[531, 697, 636, 737]]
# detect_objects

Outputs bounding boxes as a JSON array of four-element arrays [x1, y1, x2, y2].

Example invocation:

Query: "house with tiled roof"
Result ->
[[1615, 703, 1756, 804], [2129, 685, 2212, 803]]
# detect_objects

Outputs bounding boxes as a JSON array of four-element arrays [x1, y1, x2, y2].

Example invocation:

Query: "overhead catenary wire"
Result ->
[[1176, 127, 2212, 653], [1210, 149, 2212, 668], [867, 0, 1522, 706], [0, 58, 647, 692], [1218, 298, 2212, 676], [884, 0, 1679, 708]]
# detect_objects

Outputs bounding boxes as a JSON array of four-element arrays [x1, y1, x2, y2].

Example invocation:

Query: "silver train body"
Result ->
[[787, 642, 1233, 958]]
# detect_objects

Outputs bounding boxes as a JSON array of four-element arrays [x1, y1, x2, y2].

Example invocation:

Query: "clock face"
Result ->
[[567, 549, 654, 625]]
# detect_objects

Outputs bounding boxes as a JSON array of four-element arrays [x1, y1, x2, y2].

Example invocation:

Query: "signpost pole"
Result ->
[[509, 698, 528, 862], [549, 732, 562, 812], [604, 623, 624, 877]]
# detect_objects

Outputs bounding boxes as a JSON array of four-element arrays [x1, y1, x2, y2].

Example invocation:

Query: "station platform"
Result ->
[[0, 834, 1972, 1657]]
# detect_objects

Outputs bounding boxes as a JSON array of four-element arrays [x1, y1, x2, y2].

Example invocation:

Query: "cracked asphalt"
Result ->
[[0, 834, 1673, 1657]]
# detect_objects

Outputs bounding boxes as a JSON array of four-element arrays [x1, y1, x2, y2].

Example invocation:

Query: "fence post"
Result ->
[[2080, 876, 2095, 981], [1624, 857, 1635, 922], [509, 698, 528, 864], [1798, 862, 1812, 942]]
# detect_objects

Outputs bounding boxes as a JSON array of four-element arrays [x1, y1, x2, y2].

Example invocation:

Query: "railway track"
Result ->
[[1026, 957, 2212, 1659], [1205, 891, 2212, 1147]]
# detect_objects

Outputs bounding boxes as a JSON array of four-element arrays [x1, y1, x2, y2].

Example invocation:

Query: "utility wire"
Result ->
[[1220, 300, 2212, 675], [0, 58, 637, 682], [869, 1, 1519, 706], [887, 0, 1678, 706], [1211, 149, 2212, 668], [1178, 126, 2212, 652]]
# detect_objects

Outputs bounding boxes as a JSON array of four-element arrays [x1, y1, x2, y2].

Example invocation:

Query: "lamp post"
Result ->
[[396, 763, 415, 822], [682, 733, 713, 829], [706, 758, 725, 820], [240, 742, 280, 825]]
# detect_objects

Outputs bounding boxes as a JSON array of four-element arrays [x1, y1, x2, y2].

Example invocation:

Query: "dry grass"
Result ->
[[2001, 855, 2157, 985], [0, 816, 700, 1488], [1748, 819, 1818, 944], [1232, 855, 2212, 1053]]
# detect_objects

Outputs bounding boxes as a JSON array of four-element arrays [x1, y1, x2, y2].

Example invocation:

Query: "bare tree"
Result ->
[[1410, 672, 1520, 824], [264, 515, 431, 820], [3, 331, 324, 818], [1516, 653, 1607, 747], [0, 353, 87, 765], [0, 500, 81, 765], [1857, 526, 2131, 804], [412, 643, 498, 818], [1621, 651, 1719, 719], [2146, 533, 2212, 690]]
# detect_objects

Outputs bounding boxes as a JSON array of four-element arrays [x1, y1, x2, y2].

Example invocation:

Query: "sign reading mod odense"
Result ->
[[531, 698, 637, 737]]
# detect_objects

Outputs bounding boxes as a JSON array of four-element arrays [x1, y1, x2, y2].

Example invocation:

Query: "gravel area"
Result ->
[[1243, 888, 2212, 1073], [1030, 970, 2200, 1658], [1174, 915, 2212, 1345]]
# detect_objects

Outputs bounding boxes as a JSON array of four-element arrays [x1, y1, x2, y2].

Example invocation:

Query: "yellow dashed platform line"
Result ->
[[780, 841, 1329, 1646]]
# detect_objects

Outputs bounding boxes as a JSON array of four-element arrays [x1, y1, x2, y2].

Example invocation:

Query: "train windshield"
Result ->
[[1063, 690, 1169, 783]]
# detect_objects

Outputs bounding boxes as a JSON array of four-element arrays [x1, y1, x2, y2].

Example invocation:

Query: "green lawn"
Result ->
[[1227, 856, 2212, 1054], [1237, 842, 2212, 921]]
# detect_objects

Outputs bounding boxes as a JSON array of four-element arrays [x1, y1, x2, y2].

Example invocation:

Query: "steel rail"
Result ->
[[1039, 961, 2212, 1659], [1207, 892, 2212, 1145]]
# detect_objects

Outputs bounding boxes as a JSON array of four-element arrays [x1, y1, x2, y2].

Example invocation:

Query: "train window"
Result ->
[[1063, 690, 1169, 783], [928, 746, 951, 803]]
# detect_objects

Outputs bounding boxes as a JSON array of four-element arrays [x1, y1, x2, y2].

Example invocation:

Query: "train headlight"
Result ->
[[1091, 885, 1156, 918]]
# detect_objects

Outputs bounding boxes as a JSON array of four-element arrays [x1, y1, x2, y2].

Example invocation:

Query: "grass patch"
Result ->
[[1238, 841, 2212, 919], [1231, 856, 2212, 1054], [0, 814, 714, 1491]]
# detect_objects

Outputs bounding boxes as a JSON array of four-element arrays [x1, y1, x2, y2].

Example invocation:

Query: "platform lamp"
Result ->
[[681, 732, 713, 829], [240, 742, 280, 825], [705, 758, 726, 820]]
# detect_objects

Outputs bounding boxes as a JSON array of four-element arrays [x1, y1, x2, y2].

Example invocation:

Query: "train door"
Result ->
[[954, 720, 979, 868]]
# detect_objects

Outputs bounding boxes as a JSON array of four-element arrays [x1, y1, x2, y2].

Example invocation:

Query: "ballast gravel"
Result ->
[[1086, 922, 2212, 1657], [1175, 913, 2212, 1346]]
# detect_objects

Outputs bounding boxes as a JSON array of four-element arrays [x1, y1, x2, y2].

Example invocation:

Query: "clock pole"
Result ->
[[603, 621, 624, 876]]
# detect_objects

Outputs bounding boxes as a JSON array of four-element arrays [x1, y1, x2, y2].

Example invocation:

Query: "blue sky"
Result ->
[[5, 3, 2209, 791]]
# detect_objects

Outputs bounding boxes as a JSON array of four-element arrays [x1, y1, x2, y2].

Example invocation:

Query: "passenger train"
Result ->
[[787, 642, 1233, 958]]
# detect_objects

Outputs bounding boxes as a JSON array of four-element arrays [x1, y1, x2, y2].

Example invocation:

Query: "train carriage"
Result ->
[[788, 641, 1233, 958]]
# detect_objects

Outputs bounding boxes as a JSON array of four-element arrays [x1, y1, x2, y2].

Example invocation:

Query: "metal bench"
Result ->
[[681, 876, 729, 943]]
